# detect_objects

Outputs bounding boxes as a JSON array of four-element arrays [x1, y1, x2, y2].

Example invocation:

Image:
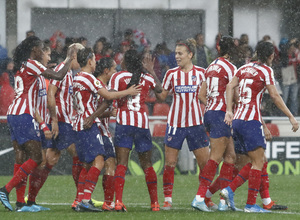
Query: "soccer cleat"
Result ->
[[244, 204, 271, 213], [115, 200, 127, 212], [0, 187, 13, 211], [205, 197, 218, 211], [220, 186, 236, 211], [263, 201, 288, 210], [91, 198, 104, 207], [16, 205, 41, 212], [26, 201, 50, 211], [15, 202, 26, 211], [77, 200, 102, 212], [191, 197, 212, 212], [151, 201, 160, 211], [218, 201, 229, 211], [161, 201, 172, 210], [71, 200, 79, 210], [102, 202, 115, 211]]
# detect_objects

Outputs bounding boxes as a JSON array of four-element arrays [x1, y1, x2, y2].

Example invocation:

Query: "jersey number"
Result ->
[[239, 79, 253, 104], [206, 77, 220, 97], [127, 94, 141, 111]]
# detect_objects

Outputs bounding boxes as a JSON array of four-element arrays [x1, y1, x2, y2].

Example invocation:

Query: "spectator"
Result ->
[[114, 41, 130, 71], [51, 40, 64, 64], [0, 67, 14, 117], [0, 58, 15, 87], [194, 33, 212, 68], [239, 34, 253, 66], [26, 30, 35, 38], [78, 37, 88, 47], [93, 37, 107, 61]]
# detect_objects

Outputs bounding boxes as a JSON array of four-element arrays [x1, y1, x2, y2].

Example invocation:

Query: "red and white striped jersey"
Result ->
[[48, 62, 74, 124], [95, 81, 112, 138], [234, 62, 275, 123], [73, 71, 103, 131], [109, 71, 156, 129], [7, 59, 47, 117], [205, 57, 237, 112], [162, 66, 205, 128], [36, 75, 48, 123]]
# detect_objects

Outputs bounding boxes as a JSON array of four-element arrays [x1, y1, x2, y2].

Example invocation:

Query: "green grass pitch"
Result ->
[[0, 174, 299, 219]]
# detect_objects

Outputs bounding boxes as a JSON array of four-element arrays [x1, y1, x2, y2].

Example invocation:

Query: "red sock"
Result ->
[[28, 163, 53, 202], [144, 167, 158, 204], [163, 165, 175, 198], [72, 156, 83, 187], [77, 168, 88, 202], [14, 164, 27, 203], [247, 169, 262, 205], [232, 167, 239, 179], [229, 163, 251, 192], [6, 159, 38, 193], [197, 160, 219, 197], [114, 165, 127, 202], [102, 175, 114, 205], [218, 162, 235, 190], [83, 166, 101, 201], [260, 162, 270, 199], [208, 177, 220, 195]]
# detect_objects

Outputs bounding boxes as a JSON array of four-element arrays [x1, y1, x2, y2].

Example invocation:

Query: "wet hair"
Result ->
[[256, 41, 274, 63], [77, 47, 94, 68], [176, 38, 197, 58], [124, 49, 143, 88], [219, 36, 236, 57], [13, 36, 42, 70], [94, 57, 114, 78]]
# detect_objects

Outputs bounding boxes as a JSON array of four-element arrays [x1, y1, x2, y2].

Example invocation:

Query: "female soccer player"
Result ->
[[221, 41, 298, 213], [110, 49, 162, 212], [25, 43, 85, 211], [155, 38, 210, 211], [93, 57, 118, 211], [195, 36, 237, 212], [73, 47, 140, 212], [0, 36, 75, 211]]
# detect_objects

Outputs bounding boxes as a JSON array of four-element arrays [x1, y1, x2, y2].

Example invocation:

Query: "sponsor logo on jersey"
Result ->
[[39, 88, 47, 97], [175, 85, 197, 93]]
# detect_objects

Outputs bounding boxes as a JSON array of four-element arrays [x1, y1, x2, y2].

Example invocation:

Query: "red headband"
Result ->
[[177, 43, 192, 53]]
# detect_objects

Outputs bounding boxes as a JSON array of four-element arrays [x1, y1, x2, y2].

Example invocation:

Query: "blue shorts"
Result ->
[[232, 119, 266, 154], [114, 123, 153, 153], [164, 124, 209, 151], [103, 136, 115, 160], [42, 122, 76, 150], [75, 123, 105, 164], [7, 114, 41, 145], [204, 110, 231, 138]]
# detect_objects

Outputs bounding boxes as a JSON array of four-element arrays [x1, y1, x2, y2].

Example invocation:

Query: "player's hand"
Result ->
[[142, 53, 155, 73], [110, 108, 117, 117], [51, 120, 59, 139], [289, 117, 299, 132], [83, 116, 94, 130], [128, 85, 141, 96], [224, 111, 234, 126], [44, 130, 53, 140], [263, 125, 272, 141]]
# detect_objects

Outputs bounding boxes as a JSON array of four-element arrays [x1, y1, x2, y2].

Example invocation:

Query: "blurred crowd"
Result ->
[[1, 29, 300, 117]]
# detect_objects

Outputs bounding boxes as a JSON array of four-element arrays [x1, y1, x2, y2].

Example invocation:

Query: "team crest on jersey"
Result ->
[[95, 79, 101, 88], [191, 75, 197, 82], [167, 136, 172, 141], [39, 88, 47, 97]]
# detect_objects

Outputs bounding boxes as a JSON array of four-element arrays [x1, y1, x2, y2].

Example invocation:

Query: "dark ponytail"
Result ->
[[124, 49, 143, 88]]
